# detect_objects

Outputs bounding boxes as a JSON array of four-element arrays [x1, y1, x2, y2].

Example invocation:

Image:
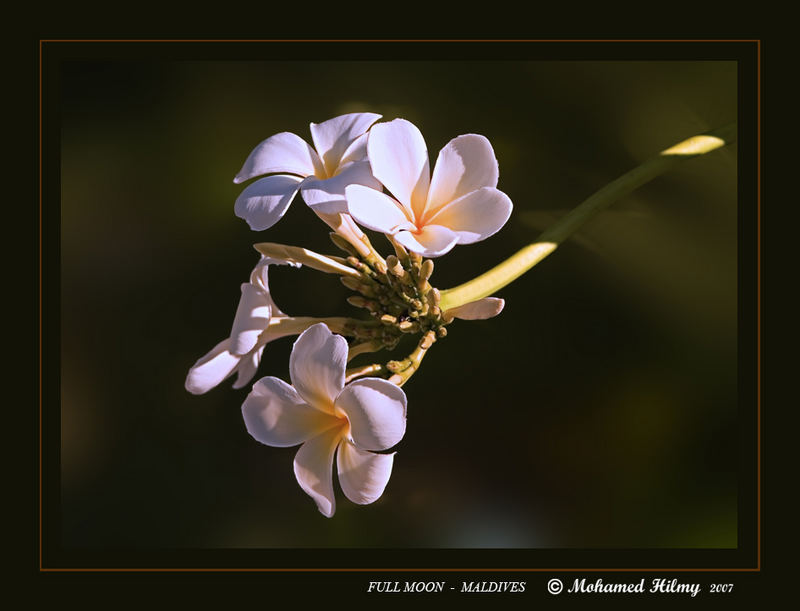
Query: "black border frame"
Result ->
[[40, 39, 761, 574]]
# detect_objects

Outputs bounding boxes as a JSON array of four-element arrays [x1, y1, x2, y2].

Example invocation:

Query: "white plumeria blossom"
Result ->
[[234, 112, 383, 231], [345, 118, 513, 257], [185, 256, 299, 394], [242, 323, 407, 517]]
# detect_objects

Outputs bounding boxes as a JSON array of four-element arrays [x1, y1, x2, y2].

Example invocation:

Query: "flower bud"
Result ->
[[340, 276, 361, 291], [419, 259, 434, 282], [329, 232, 361, 257], [347, 295, 372, 310], [386, 255, 405, 278], [386, 360, 406, 373], [398, 320, 418, 333]]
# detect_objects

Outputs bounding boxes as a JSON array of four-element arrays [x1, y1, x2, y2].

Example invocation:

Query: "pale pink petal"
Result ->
[[337, 441, 395, 505], [425, 187, 513, 244], [294, 426, 344, 517], [367, 119, 430, 217], [345, 184, 415, 234], [249, 256, 300, 318], [234, 132, 324, 183], [335, 378, 407, 451], [309, 112, 381, 175], [300, 161, 382, 216], [338, 132, 369, 166], [232, 344, 264, 389], [393, 225, 459, 258], [249, 256, 272, 291], [229, 283, 271, 355], [446, 297, 505, 320], [234, 175, 303, 232], [184, 338, 241, 395], [289, 323, 347, 413], [242, 376, 341, 448], [426, 134, 499, 216]]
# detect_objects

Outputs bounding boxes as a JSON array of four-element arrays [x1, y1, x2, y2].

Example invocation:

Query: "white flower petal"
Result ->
[[393, 225, 459, 258], [300, 161, 382, 216], [445, 297, 505, 321], [234, 175, 303, 232], [234, 132, 323, 184], [425, 187, 513, 244], [426, 134, 499, 215], [232, 344, 264, 389], [309, 112, 381, 175], [289, 323, 347, 413], [338, 132, 369, 166], [294, 426, 343, 518], [229, 283, 271, 355], [249, 256, 300, 317], [337, 441, 395, 505], [335, 378, 407, 451], [185, 338, 241, 395], [367, 119, 430, 216], [249, 256, 273, 291], [345, 184, 415, 234], [242, 376, 340, 448]]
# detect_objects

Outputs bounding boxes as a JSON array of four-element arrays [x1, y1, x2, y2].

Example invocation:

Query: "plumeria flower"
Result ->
[[185, 256, 299, 394], [345, 118, 513, 257], [242, 323, 407, 517], [234, 112, 383, 231]]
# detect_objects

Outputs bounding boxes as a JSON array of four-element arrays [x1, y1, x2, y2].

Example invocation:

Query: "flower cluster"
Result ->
[[187, 112, 512, 517]]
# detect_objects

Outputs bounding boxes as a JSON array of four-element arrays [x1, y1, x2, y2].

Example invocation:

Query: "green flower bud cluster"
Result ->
[[330, 233, 449, 356]]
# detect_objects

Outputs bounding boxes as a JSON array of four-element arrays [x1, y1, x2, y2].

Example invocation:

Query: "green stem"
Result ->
[[262, 316, 363, 339], [439, 123, 737, 311]]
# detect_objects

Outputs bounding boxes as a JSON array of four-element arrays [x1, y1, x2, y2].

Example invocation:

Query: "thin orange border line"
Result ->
[[756, 39, 762, 572], [40, 567, 759, 573], [39, 38, 44, 570], [38, 38, 761, 44], [39, 38, 762, 574]]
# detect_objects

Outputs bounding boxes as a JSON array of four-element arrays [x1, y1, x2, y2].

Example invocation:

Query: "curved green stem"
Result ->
[[439, 123, 737, 311]]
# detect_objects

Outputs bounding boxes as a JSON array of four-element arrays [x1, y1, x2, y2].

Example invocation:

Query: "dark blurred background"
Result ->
[[59, 59, 737, 549]]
